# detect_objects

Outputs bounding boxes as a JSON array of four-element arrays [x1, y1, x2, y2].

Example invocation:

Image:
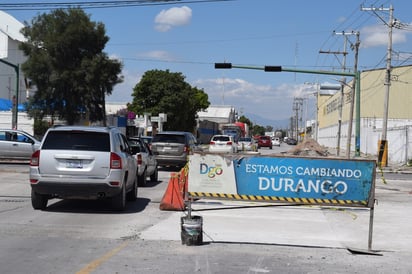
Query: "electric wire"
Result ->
[[0, 0, 235, 11]]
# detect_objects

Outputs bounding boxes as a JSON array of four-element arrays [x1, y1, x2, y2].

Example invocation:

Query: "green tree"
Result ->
[[238, 115, 253, 128], [128, 69, 210, 132], [251, 125, 265, 136], [19, 8, 123, 125], [265, 125, 274, 132]]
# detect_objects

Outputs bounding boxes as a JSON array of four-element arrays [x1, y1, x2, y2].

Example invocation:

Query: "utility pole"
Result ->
[[346, 31, 360, 159], [320, 31, 359, 156], [320, 33, 348, 156], [292, 97, 304, 140], [361, 4, 395, 166]]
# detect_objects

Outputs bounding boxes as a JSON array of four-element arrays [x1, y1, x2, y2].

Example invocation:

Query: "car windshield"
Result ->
[[239, 137, 251, 142], [42, 131, 110, 152]]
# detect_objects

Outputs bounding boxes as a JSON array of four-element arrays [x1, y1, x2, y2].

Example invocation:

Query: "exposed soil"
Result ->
[[284, 138, 330, 157]]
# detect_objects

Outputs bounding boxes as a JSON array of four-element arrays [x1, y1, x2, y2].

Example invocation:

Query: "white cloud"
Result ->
[[361, 24, 407, 48], [137, 50, 176, 61], [154, 6, 192, 32], [194, 78, 306, 121], [106, 69, 140, 103]]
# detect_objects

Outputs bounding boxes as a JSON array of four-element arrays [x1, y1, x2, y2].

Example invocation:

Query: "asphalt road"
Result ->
[[0, 146, 411, 273]]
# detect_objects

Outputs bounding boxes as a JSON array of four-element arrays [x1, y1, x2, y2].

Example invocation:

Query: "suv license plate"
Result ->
[[66, 160, 83, 168]]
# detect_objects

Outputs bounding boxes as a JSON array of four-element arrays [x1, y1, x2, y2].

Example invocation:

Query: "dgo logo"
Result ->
[[200, 163, 223, 178]]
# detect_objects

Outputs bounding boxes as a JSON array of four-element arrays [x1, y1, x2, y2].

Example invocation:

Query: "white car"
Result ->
[[209, 135, 238, 153], [272, 137, 281, 147], [128, 136, 158, 186], [237, 137, 257, 152], [0, 129, 41, 160]]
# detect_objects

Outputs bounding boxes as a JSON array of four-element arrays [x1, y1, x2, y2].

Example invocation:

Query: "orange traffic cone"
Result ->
[[159, 172, 186, 211]]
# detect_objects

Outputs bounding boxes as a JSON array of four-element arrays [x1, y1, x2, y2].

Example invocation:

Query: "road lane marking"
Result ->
[[76, 241, 129, 274]]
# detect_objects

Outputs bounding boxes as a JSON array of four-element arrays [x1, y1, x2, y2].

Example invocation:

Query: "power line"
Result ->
[[0, 0, 235, 10]]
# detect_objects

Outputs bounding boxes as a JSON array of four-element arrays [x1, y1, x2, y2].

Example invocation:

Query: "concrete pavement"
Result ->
[[141, 177, 412, 255]]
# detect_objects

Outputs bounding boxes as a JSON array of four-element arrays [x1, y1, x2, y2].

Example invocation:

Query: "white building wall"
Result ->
[[318, 118, 412, 165], [0, 111, 35, 134]]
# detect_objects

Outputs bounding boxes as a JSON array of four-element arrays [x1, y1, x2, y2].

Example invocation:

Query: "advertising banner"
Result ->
[[188, 153, 376, 208]]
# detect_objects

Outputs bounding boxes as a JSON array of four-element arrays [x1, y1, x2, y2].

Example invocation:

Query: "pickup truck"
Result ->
[[128, 137, 158, 186]]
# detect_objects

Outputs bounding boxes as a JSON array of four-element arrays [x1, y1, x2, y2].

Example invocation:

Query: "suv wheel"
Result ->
[[138, 169, 147, 187], [112, 183, 126, 211], [31, 189, 48, 210], [150, 166, 158, 182], [126, 175, 138, 201]]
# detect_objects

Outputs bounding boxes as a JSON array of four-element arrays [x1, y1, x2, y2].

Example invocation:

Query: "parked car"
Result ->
[[257, 135, 272, 149], [271, 137, 281, 147], [151, 131, 199, 168], [209, 134, 238, 153], [237, 137, 257, 152], [139, 136, 153, 148], [0, 129, 41, 160], [286, 138, 298, 145], [29, 126, 138, 211], [128, 136, 158, 186]]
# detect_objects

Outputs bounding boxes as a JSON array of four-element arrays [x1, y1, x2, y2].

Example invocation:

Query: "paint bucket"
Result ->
[[181, 215, 203, 246]]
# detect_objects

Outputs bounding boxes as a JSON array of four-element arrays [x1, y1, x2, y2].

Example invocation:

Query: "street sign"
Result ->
[[188, 153, 376, 208]]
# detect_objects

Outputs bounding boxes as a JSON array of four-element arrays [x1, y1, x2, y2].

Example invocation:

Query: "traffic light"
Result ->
[[214, 63, 232, 69], [264, 66, 282, 72]]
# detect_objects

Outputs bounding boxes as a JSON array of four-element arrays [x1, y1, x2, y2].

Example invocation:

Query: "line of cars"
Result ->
[[208, 134, 297, 153], [0, 127, 199, 211], [1, 127, 297, 211]]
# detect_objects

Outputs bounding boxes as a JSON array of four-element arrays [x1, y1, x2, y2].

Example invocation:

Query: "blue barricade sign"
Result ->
[[188, 153, 376, 208]]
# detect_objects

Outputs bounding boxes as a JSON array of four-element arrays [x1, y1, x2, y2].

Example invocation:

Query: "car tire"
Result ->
[[31, 189, 48, 210], [126, 175, 138, 201], [138, 169, 147, 187], [270, 146, 273, 149], [112, 183, 126, 211], [150, 166, 158, 182]]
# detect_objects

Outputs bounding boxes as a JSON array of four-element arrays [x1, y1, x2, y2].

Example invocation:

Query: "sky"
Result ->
[[3, 0, 412, 128]]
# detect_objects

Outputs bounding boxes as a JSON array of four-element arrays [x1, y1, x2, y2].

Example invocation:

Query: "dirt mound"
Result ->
[[285, 138, 330, 157]]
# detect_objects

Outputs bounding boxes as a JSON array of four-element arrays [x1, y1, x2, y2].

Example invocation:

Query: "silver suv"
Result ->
[[151, 131, 199, 168], [29, 126, 138, 211]]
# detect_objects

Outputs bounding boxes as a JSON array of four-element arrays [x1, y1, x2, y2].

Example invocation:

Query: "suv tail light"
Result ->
[[30, 150, 40, 166], [210, 141, 215, 145], [184, 145, 189, 152], [227, 141, 232, 145], [110, 152, 122, 169], [136, 154, 142, 165]]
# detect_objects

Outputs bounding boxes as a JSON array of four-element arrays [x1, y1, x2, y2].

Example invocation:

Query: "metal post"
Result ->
[[215, 63, 359, 150], [0, 60, 19, 129]]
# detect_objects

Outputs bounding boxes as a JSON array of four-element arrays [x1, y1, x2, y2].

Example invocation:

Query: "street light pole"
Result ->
[[0, 59, 19, 129], [215, 63, 360, 157]]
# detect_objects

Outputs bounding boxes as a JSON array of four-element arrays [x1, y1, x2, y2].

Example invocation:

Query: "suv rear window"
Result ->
[[213, 136, 230, 142], [42, 131, 110, 152], [152, 134, 185, 144]]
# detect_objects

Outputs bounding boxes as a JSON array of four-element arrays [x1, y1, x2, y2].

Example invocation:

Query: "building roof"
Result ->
[[198, 105, 234, 119], [197, 105, 235, 123], [0, 11, 26, 42]]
